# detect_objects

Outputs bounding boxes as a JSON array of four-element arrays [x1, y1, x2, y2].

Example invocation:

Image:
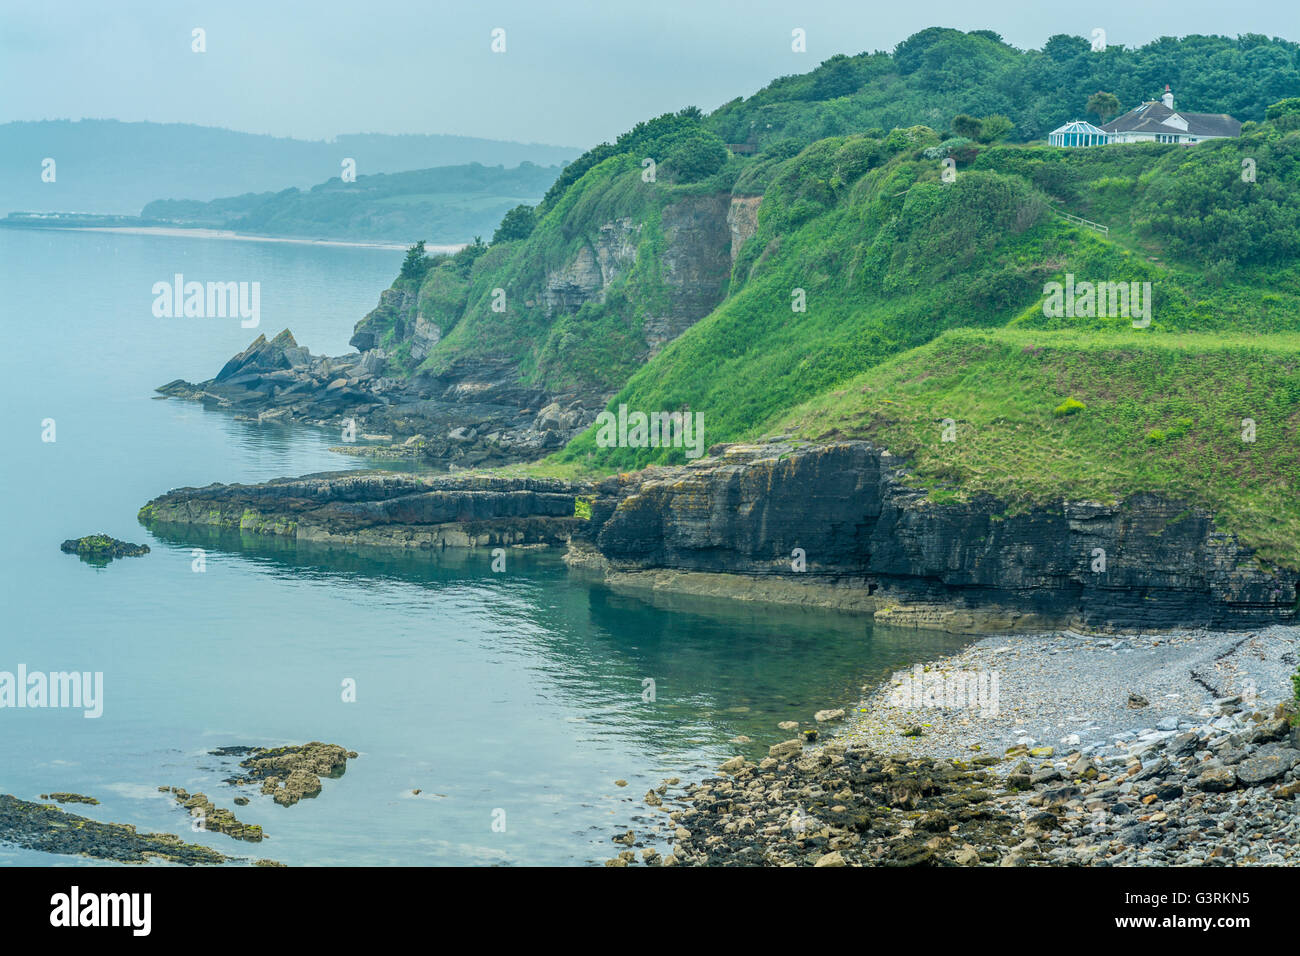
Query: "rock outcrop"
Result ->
[[158, 330, 591, 469], [138, 439, 1298, 632], [60, 534, 150, 564], [140, 472, 588, 551]]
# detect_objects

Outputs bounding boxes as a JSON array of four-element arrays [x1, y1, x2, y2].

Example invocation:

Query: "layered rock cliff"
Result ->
[[140, 472, 587, 550], [138, 440, 1299, 632], [583, 441, 1298, 630]]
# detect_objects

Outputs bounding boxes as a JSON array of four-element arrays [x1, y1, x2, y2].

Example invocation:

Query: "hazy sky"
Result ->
[[4, 0, 1297, 148]]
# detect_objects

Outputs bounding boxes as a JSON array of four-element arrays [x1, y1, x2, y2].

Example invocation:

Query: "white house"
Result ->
[[1049, 86, 1241, 147]]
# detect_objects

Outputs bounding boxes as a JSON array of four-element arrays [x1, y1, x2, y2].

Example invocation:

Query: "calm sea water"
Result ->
[[0, 227, 970, 865]]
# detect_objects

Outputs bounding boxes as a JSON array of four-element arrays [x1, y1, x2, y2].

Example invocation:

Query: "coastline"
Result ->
[[13, 223, 463, 253]]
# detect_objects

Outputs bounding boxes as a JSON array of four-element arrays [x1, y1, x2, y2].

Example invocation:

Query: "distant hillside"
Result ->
[[0, 120, 581, 216], [140, 162, 562, 244]]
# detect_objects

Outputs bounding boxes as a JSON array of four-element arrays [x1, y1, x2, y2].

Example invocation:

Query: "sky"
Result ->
[[4, 0, 1298, 149]]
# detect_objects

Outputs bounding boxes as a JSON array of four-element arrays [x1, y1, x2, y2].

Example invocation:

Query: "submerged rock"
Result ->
[[162, 787, 264, 842], [39, 792, 99, 805]]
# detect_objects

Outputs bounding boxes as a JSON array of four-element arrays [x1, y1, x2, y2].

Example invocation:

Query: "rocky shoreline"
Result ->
[[157, 328, 600, 470], [606, 626, 1300, 867], [140, 439, 1299, 633]]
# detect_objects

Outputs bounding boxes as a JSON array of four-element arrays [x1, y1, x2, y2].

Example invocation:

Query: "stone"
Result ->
[[954, 845, 980, 866], [1250, 717, 1290, 745], [1193, 765, 1237, 792], [769, 739, 802, 759], [1235, 745, 1300, 787]]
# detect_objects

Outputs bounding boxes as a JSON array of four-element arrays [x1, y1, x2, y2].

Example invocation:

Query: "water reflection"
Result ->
[[145, 523, 972, 761]]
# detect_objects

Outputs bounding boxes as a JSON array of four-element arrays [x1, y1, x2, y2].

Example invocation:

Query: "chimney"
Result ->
[[1161, 84, 1174, 109]]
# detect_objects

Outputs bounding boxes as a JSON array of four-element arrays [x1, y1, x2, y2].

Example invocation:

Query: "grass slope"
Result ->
[[776, 329, 1300, 563]]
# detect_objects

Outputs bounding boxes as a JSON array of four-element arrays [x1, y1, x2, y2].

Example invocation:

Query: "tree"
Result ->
[[811, 54, 863, 100], [400, 240, 429, 280], [1086, 91, 1122, 125], [1265, 97, 1300, 120], [951, 114, 983, 138], [492, 204, 536, 244]]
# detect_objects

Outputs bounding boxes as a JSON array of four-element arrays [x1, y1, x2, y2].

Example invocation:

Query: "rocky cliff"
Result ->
[[158, 189, 744, 469], [138, 440, 1299, 632], [582, 441, 1298, 630]]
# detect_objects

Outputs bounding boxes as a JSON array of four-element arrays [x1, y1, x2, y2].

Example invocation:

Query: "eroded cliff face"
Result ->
[[726, 195, 761, 264], [159, 192, 745, 470], [541, 216, 641, 316], [584, 442, 1298, 631], [643, 195, 733, 355]]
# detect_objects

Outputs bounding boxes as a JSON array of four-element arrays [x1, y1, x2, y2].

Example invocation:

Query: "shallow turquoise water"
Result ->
[[0, 228, 969, 865]]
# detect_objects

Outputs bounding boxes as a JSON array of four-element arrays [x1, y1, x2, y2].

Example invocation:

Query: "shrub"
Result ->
[[666, 129, 729, 182], [1052, 397, 1086, 416]]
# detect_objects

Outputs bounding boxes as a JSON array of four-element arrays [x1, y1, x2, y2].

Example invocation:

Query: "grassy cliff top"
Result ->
[[778, 328, 1300, 563]]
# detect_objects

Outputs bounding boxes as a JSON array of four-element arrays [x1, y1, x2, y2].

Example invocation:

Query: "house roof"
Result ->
[[1102, 101, 1241, 138], [1050, 120, 1108, 136]]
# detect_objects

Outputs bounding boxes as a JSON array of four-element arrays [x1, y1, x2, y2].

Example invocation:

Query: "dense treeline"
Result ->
[[709, 29, 1300, 146], [538, 29, 1299, 212]]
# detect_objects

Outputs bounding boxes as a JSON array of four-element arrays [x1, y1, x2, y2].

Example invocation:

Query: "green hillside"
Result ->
[[366, 30, 1300, 401], [553, 114, 1300, 471], [347, 29, 1300, 563]]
